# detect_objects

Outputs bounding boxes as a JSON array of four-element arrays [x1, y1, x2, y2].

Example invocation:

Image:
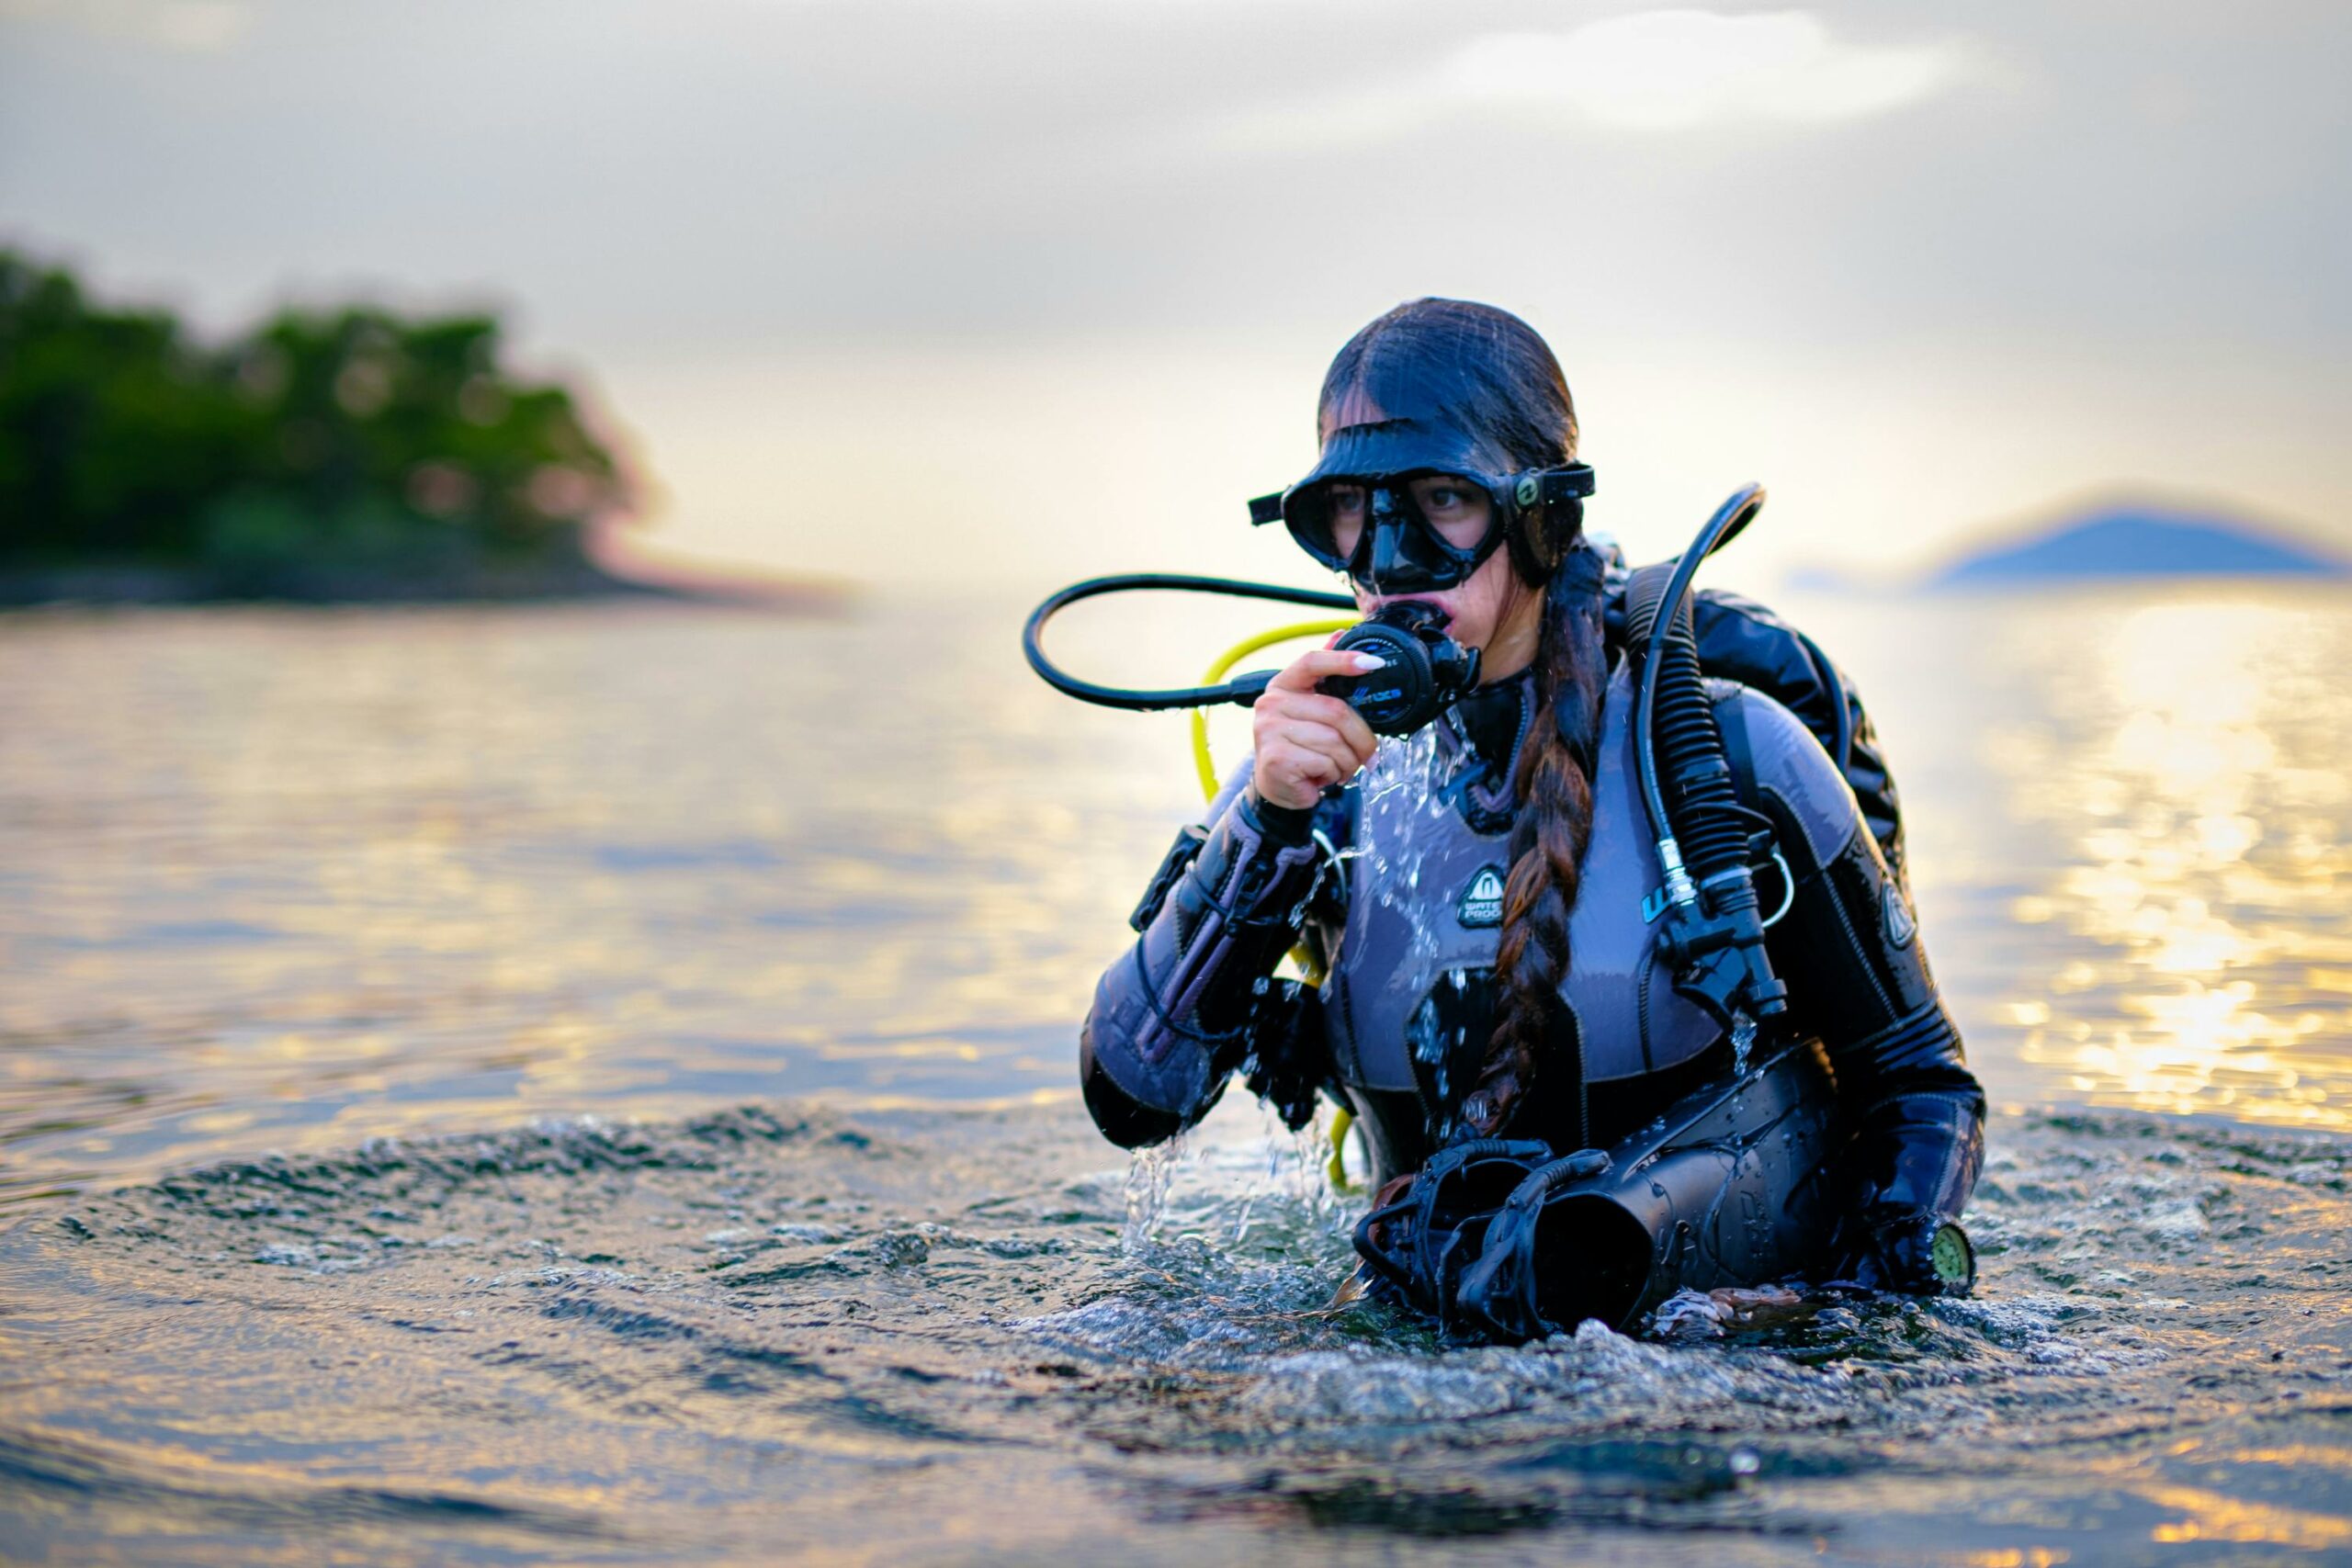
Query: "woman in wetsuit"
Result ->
[[1078, 299, 1984, 1325]]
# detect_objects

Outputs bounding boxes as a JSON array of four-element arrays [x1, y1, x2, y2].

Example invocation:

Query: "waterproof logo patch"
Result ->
[[1883, 882, 1918, 948], [1458, 866, 1506, 929]]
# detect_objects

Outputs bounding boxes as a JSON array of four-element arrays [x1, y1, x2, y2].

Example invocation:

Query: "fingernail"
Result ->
[[1351, 653, 1387, 671]]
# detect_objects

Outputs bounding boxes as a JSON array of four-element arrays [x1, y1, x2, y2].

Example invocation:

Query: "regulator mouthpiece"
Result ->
[[1318, 601, 1482, 736]]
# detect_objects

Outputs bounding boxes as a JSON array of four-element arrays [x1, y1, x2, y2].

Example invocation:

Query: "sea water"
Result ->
[[3, 584, 2349, 1562]]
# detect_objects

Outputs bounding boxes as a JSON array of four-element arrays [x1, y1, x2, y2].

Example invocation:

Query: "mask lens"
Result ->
[[1283, 481, 1364, 570], [1282, 473, 1501, 587], [1324, 482, 1369, 562], [1413, 476, 1494, 552]]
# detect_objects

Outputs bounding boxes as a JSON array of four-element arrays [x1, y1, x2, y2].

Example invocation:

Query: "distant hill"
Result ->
[[1928, 503, 2352, 588]]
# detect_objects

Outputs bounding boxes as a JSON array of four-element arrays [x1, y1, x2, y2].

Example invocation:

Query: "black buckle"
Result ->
[[1129, 822, 1209, 932], [1510, 463, 1597, 511], [1247, 492, 1285, 526]]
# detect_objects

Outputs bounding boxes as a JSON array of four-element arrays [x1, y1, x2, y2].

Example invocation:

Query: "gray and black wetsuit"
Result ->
[[1079, 615, 1984, 1288]]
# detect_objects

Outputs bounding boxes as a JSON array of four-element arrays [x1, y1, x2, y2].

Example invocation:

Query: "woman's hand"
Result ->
[[1251, 647, 1384, 811]]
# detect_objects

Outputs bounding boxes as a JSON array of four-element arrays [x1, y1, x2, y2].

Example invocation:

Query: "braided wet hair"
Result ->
[[1317, 299, 1601, 1144], [1459, 545, 1608, 1140]]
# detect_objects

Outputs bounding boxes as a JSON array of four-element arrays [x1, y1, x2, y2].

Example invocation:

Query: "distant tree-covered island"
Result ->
[[0, 250, 713, 604]]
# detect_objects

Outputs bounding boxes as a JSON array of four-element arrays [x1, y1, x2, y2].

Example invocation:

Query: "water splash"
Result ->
[[1357, 723, 1475, 988], [1122, 1133, 1187, 1250], [1348, 720, 1506, 1142], [1289, 1111, 1345, 1223], [1241, 1103, 1330, 1235], [1730, 1010, 1757, 1076]]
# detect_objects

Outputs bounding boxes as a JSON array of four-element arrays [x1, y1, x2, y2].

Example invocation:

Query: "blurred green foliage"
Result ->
[[0, 250, 633, 588]]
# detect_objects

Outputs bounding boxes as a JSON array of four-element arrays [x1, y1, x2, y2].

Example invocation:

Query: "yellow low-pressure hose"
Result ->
[[1190, 617, 1362, 1190], [1190, 619, 1355, 802], [1326, 1108, 1359, 1191]]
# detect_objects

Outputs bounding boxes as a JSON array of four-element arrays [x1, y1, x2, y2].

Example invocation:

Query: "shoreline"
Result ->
[[0, 558, 853, 612]]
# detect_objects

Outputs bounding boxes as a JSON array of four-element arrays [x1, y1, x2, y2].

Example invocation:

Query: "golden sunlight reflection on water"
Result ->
[[1973, 591, 2352, 1129]]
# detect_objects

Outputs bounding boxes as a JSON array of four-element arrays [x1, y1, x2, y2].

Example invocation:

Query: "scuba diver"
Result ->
[[1065, 299, 1985, 1342]]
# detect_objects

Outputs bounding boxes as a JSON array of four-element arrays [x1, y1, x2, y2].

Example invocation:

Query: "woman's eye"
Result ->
[[1423, 485, 1470, 513], [1327, 486, 1367, 515]]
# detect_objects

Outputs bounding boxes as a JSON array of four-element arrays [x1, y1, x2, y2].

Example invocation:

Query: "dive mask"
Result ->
[[1248, 416, 1594, 591], [1270, 473, 1500, 592]]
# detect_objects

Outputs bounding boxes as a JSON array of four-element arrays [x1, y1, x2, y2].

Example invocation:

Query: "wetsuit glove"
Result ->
[[1836, 1203, 1976, 1296], [1241, 977, 1325, 1132]]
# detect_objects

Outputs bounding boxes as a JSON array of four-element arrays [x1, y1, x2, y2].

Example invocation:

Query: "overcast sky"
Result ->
[[4, 0, 2346, 589]]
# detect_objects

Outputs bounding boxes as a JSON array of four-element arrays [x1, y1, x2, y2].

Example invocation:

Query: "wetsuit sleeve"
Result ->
[[1078, 762, 1327, 1148], [1723, 687, 1986, 1292]]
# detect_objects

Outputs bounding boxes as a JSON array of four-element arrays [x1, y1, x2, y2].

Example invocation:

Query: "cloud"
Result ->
[[1449, 10, 1971, 130], [1195, 8, 1972, 152], [1, 0, 256, 52]]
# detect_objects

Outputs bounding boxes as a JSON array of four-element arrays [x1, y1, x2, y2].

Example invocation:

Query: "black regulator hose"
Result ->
[[1632, 484, 1765, 852], [1628, 484, 1789, 1025], [1023, 573, 1353, 713]]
